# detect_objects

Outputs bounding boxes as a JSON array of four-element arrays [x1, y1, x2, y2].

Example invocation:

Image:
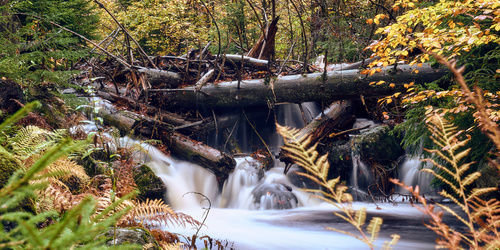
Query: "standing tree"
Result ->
[[0, 0, 98, 86]]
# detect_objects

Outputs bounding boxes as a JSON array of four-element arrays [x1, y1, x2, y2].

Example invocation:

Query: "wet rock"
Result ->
[[323, 140, 352, 181], [251, 183, 298, 209], [104, 228, 159, 249], [133, 164, 167, 202], [351, 125, 404, 166]]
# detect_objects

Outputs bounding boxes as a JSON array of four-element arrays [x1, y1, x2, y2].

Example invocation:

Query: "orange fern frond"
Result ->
[[119, 199, 201, 229]]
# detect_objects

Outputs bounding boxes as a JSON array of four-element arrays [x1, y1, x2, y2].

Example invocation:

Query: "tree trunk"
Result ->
[[279, 100, 354, 171], [157, 64, 445, 109], [295, 100, 353, 141]]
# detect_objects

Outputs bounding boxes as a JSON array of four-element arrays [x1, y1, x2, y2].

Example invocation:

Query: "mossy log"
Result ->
[[158, 64, 445, 109], [97, 103, 236, 181]]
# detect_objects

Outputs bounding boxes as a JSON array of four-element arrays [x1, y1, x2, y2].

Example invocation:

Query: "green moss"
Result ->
[[351, 125, 404, 167], [133, 164, 167, 202], [0, 148, 22, 189]]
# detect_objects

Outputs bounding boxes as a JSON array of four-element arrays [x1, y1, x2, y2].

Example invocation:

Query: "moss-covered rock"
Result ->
[[322, 140, 352, 181], [133, 164, 167, 202], [351, 125, 404, 167], [103, 227, 160, 249], [0, 149, 22, 189]]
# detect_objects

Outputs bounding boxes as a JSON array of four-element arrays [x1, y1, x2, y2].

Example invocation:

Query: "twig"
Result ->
[[289, 0, 308, 73], [243, 110, 272, 157], [182, 192, 211, 238], [224, 118, 239, 152], [199, 0, 221, 59], [93, 0, 158, 69], [328, 125, 370, 138]]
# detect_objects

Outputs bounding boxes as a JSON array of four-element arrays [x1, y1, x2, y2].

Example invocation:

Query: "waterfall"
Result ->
[[350, 151, 371, 200], [397, 157, 435, 195]]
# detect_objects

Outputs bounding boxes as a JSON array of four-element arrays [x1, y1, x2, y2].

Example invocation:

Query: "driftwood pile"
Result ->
[[77, 21, 446, 182]]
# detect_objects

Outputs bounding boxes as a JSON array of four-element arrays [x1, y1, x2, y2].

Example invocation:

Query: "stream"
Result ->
[[125, 103, 450, 249], [84, 99, 453, 249]]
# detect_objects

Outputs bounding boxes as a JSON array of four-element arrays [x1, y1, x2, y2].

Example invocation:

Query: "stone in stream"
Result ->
[[251, 183, 298, 210], [133, 164, 168, 203], [103, 228, 159, 249], [350, 124, 404, 166]]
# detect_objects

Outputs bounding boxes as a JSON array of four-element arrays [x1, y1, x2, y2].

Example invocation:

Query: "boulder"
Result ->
[[251, 183, 298, 209], [133, 164, 167, 202], [104, 228, 159, 249]]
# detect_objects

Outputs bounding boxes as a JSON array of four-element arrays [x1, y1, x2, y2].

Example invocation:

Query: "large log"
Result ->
[[135, 66, 181, 86], [97, 102, 236, 182], [279, 100, 353, 173], [295, 100, 353, 141], [159, 64, 445, 109]]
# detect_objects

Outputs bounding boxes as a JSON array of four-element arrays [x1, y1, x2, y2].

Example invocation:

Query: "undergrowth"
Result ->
[[0, 102, 202, 249]]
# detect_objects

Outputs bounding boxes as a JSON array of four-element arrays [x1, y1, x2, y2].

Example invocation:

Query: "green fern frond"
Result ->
[[8, 125, 66, 161]]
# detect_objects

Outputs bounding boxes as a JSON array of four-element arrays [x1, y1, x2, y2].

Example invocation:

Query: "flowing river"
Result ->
[[84, 98, 458, 249], [121, 103, 457, 250]]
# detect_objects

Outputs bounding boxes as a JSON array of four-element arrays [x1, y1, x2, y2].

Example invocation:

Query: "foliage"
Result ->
[[393, 112, 499, 249], [276, 123, 399, 250], [0, 103, 137, 249], [367, 0, 499, 68], [97, 0, 209, 55], [0, 0, 98, 86], [366, 0, 499, 191]]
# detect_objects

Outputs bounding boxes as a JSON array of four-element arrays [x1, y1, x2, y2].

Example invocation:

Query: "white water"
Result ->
[[76, 98, 439, 249], [397, 157, 435, 195], [133, 141, 435, 249]]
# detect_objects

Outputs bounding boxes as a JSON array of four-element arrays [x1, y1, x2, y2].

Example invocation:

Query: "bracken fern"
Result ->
[[392, 111, 499, 249], [277, 123, 399, 249]]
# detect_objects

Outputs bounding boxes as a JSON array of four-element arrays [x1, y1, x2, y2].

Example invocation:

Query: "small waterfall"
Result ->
[[218, 157, 262, 209], [350, 151, 372, 200], [398, 157, 434, 195]]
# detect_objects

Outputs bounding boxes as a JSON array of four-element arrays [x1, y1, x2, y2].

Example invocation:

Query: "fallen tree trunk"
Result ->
[[279, 100, 354, 172], [295, 100, 353, 141], [97, 102, 236, 182], [224, 54, 268, 69], [135, 66, 181, 85], [159, 64, 446, 109], [96, 90, 210, 134]]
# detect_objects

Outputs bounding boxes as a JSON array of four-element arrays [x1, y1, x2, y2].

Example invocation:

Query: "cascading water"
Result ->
[[349, 119, 376, 199], [397, 157, 435, 195], [78, 98, 443, 249]]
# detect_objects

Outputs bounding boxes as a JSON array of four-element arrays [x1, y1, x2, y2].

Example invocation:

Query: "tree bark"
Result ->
[[224, 54, 268, 69], [97, 102, 236, 182], [158, 64, 446, 109], [136, 66, 181, 86], [279, 100, 354, 171], [295, 100, 353, 141]]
